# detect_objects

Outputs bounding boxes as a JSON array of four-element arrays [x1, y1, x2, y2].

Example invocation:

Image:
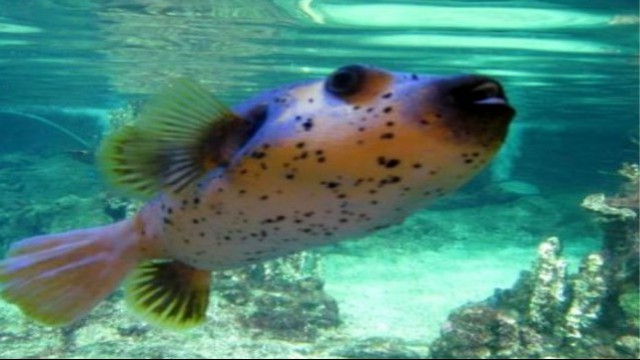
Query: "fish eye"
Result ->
[[325, 64, 367, 97]]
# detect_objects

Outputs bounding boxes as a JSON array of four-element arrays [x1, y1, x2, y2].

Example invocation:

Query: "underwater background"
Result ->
[[0, 0, 638, 358]]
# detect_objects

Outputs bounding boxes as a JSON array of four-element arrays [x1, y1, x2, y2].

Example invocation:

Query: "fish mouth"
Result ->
[[448, 76, 516, 118]]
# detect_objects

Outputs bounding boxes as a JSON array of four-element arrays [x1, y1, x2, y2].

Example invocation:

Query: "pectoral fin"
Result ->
[[98, 78, 253, 196]]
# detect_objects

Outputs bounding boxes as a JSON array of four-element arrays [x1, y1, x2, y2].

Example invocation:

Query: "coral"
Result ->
[[430, 237, 636, 358], [105, 102, 140, 133], [618, 287, 640, 330], [527, 236, 568, 333], [563, 253, 607, 342], [215, 252, 340, 341], [582, 163, 639, 336], [430, 306, 539, 359], [581, 193, 636, 220], [430, 163, 640, 359], [618, 162, 640, 184], [431, 237, 577, 359], [615, 335, 640, 356]]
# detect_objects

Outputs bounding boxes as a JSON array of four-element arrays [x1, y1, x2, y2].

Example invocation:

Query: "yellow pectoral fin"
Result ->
[[124, 260, 212, 330], [98, 78, 251, 197]]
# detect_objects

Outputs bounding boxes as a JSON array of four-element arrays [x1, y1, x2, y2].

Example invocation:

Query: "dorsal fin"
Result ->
[[98, 78, 253, 197]]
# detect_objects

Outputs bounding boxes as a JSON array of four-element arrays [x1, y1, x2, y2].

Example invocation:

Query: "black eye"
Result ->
[[325, 65, 367, 96]]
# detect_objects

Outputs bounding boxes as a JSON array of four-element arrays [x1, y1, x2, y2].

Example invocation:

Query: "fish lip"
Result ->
[[472, 96, 507, 105], [458, 80, 516, 118], [447, 76, 512, 109], [470, 100, 517, 120]]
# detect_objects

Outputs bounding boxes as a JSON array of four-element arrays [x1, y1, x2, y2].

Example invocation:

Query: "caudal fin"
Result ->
[[0, 220, 140, 326]]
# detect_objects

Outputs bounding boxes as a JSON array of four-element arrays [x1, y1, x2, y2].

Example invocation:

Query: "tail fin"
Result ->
[[0, 220, 141, 326]]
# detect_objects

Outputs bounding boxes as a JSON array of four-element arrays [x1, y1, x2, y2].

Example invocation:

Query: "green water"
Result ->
[[0, 1, 637, 358]]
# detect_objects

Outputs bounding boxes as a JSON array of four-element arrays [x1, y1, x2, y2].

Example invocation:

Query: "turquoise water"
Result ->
[[0, 1, 638, 358]]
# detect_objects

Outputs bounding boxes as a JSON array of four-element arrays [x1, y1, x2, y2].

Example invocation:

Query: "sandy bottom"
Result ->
[[324, 240, 593, 343]]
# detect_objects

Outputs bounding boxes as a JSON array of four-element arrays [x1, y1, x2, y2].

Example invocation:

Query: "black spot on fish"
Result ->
[[377, 157, 400, 168], [302, 118, 314, 131], [380, 133, 395, 140], [378, 175, 402, 187], [383, 106, 393, 114], [323, 181, 340, 189], [251, 151, 266, 159], [381, 92, 393, 99]]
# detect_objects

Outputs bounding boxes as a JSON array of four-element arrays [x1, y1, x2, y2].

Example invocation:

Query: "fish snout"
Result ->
[[440, 75, 516, 120]]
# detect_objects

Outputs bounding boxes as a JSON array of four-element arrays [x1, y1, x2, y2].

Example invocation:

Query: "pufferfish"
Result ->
[[0, 64, 515, 329]]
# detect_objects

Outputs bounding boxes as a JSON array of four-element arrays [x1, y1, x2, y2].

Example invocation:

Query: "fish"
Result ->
[[0, 64, 515, 329]]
